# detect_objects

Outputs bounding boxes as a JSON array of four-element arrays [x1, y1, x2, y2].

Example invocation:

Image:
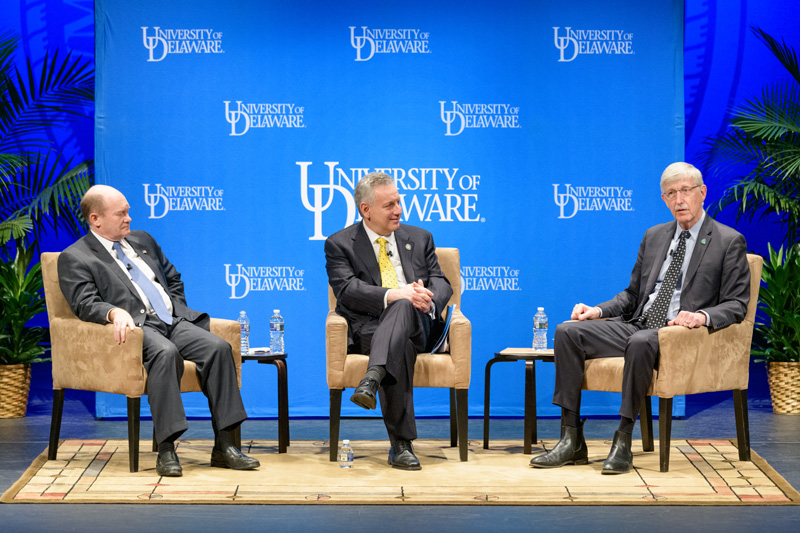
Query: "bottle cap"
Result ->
[[274, 309, 280, 313], [343, 439, 350, 445], [537, 307, 544, 311]]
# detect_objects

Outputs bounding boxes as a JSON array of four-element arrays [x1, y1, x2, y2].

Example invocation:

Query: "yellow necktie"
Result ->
[[377, 237, 399, 289]]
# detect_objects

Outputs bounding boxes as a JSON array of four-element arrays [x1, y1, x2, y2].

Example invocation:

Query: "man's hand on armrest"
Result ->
[[109, 308, 136, 345]]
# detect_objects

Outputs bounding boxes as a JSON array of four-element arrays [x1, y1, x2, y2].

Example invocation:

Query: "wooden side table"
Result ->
[[484, 347, 554, 454], [241, 352, 289, 452]]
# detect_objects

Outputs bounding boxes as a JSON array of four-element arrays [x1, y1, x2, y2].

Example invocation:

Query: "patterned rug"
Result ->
[[3, 438, 799, 505]]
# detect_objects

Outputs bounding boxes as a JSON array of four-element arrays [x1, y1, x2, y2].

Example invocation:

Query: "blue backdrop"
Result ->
[[92, 0, 685, 419]]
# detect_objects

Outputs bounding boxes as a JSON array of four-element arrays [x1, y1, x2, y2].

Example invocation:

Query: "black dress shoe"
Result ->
[[530, 422, 588, 468], [388, 440, 421, 470], [602, 430, 633, 474], [156, 449, 182, 477], [210, 446, 261, 470], [350, 376, 379, 410]]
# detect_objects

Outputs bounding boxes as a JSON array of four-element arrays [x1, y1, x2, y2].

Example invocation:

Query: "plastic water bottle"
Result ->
[[270, 309, 284, 354], [237, 311, 250, 355], [338, 439, 353, 468], [533, 307, 548, 351]]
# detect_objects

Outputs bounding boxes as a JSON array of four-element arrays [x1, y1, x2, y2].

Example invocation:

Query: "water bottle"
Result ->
[[338, 439, 354, 468], [533, 307, 548, 351], [270, 309, 284, 354], [237, 310, 250, 355]]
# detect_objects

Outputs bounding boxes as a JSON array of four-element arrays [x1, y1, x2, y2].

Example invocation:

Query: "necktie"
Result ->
[[377, 237, 399, 289], [643, 230, 690, 329], [112, 241, 173, 325]]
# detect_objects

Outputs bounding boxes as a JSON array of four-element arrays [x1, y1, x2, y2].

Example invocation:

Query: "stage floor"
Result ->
[[2, 366, 799, 532]]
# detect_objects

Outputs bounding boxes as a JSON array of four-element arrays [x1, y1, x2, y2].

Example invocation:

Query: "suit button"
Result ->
[[140, 309, 145, 314]]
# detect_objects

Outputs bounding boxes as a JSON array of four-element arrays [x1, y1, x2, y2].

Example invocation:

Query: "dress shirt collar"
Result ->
[[362, 221, 398, 249], [673, 210, 705, 243]]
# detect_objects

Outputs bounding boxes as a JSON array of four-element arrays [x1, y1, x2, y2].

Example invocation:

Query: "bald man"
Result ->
[[58, 185, 259, 477]]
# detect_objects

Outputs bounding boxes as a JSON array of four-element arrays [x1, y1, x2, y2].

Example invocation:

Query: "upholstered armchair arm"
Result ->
[[49, 316, 146, 395], [654, 321, 753, 397], [326, 310, 349, 387], [210, 318, 242, 386], [448, 308, 472, 389]]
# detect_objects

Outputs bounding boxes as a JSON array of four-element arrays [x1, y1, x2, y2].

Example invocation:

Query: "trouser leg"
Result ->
[[358, 299, 431, 442], [619, 328, 660, 420], [142, 319, 188, 445], [552, 319, 643, 415], [167, 319, 247, 432]]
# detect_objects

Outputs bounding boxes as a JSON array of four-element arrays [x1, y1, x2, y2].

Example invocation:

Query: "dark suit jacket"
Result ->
[[597, 215, 750, 330], [58, 230, 209, 330], [324, 222, 453, 347]]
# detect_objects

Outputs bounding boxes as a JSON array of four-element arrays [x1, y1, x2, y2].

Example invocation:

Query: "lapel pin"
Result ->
[[405, 243, 412, 251], [700, 238, 707, 245]]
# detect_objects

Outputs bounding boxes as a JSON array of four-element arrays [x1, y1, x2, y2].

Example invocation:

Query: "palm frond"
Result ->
[[0, 152, 93, 250], [753, 26, 800, 85], [732, 82, 800, 141], [0, 215, 31, 248], [0, 47, 94, 152]]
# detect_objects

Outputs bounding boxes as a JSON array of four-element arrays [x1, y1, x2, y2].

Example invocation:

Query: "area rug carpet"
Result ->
[[3, 438, 799, 505]]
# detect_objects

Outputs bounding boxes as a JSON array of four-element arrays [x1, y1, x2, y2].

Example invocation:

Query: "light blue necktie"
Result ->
[[112, 241, 173, 325]]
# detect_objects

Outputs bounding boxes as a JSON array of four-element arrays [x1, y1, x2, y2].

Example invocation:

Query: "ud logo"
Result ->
[[553, 27, 579, 62], [143, 183, 170, 219], [439, 101, 465, 136], [224, 264, 249, 299], [299, 162, 358, 241], [350, 26, 375, 61], [142, 26, 168, 62], [224, 101, 249, 136], [553, 183, 579, 219]]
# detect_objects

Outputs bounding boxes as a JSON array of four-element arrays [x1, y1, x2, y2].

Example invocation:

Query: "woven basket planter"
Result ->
[[0, 363, 31, 418], [767, 362, 800, 415]]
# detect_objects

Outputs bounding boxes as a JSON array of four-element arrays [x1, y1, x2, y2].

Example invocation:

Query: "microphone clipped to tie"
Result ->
[[387, 250, 393, 257]]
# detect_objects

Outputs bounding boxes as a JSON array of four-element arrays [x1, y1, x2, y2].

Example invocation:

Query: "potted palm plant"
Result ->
[[0, 31, 93, 417], [704, 27, 800, 414]]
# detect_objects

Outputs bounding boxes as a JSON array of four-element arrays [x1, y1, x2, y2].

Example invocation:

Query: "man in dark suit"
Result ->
[[531, 162, 751, 474], [325, 172, 453, 470], [58, 185, 259, 477]]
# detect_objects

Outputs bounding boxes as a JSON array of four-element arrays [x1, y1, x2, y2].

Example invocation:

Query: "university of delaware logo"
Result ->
[[143, 183, 224, 219], [224, 264, 305, 299], [553, 184, 633, 219], [141, 26, 224, 62], [349, 26, 430, 61], [439, 101, 521, 136], [553, 27, 634, 62], [224, 101, 306, 136], [299, 161, 483, 240]]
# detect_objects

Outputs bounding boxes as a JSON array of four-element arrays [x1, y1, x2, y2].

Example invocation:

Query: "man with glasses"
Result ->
[[530, 162, 751, 474]]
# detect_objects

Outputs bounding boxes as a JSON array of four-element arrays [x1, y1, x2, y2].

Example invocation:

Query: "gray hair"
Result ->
[[660, 162, 703, 192], [354, 172, 395, 214]]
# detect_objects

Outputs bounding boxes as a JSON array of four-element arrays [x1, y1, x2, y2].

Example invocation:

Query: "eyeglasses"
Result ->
[[663, 185, 701, 200]]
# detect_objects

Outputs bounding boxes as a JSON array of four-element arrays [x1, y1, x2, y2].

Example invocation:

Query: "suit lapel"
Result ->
[[394, 226, 416, 284], [684, 215, 713, 288], [126, 233, 170, 291], [643, 221, 676, 298], [85, 232, 140, 299], [353, 224, 382, 286]]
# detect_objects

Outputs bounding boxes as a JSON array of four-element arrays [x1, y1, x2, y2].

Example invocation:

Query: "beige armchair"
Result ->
[[581, 253, 763, 472], [41, 252, 242, 472], [326, 247, 471, 461]]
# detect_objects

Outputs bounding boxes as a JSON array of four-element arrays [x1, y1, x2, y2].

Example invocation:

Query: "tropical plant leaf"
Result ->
[[752, 26, 800, 85], [0, 152, 92, 250]]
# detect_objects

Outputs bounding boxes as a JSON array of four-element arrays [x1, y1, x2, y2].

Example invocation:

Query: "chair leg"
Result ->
[[329, 389, 342, 462], [48, 389, 65, 460], [449, 388, 457, 447], [127, 397, 141, 473], [658, 397, 673, 472], [456, 388, 469, 461], [640, 396, 654, 452], [733, 389, 751, 461]]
